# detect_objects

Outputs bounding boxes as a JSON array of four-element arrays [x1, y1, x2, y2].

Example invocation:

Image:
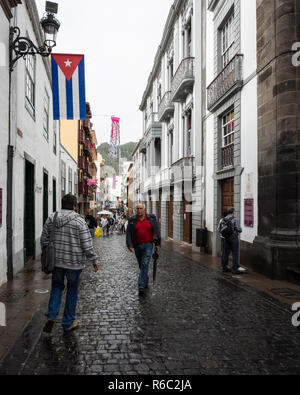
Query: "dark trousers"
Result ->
[[221, 235, 240, 272]]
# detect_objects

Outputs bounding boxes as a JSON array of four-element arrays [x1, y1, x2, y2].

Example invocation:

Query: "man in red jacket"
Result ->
[[126, 203, 161, 295]]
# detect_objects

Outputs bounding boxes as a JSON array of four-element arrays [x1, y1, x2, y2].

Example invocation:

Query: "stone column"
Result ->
[[253, 0, 300, 281]]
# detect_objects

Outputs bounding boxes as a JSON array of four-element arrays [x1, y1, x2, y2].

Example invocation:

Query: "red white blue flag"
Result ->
[[51, 54, 86, 120]]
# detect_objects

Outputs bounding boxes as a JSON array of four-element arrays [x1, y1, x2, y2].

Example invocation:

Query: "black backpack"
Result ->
[[219, 218, 235, 239]]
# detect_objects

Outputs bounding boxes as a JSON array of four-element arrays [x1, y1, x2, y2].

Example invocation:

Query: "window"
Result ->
[[222, 110, 235, 147], [187, 24, 192, 57], [169, 131, 174, 166], [183, 110, 192, 157], [53, 121, 57, 155], [43, 90, 50, 140], [25, 54, 36, 118], [187, 111, 192, 156], [221, 109, 235, 168], [74, 171, 78, 197], [61, 161, 66, 197], [168, 58, 174, 90], [221, 12, 234, 69], [68, 167, 72, 194]]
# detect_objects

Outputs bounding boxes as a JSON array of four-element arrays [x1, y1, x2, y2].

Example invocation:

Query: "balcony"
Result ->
[[78, 129, 84, 143], [207, 54, 243, 112], [83, 119, 90, 131], [171, 57, 195, 103], [78, 181, 88, 196], [145, 112, 161, 134], [171, 156, 195, 182], [83, 141, 90, 151], [158, 91, 175, 122], [221, 144, 234, 169], [78, 156, 84, 170]]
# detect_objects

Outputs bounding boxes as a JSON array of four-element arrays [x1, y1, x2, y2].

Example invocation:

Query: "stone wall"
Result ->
[[253, 0, 300, 281]]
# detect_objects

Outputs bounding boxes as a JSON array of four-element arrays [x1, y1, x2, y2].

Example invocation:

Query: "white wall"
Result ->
[[12, 3, 60, 271], [0, 9, 9, 286], [240, 77, 258, 243], [205, 115, 215, 233], [240, 0, 258, 244], [205, 7, 215, 235], [241, 0, 257, 80]]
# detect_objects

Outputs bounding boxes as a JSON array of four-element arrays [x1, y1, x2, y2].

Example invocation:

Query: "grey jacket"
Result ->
[[41, 210, 99, 270]]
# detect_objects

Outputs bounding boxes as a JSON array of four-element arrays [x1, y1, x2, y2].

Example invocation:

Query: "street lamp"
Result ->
[[9, 1, 60, 71]]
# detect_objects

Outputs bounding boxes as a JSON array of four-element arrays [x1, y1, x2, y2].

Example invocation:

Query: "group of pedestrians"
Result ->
[[41, 193, 244, 335]]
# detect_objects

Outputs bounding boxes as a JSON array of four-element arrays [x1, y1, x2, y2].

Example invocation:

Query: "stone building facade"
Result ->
[[252, 0, 300, 282]]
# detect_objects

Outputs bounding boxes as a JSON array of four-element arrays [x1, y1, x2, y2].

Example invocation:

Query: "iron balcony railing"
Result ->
[[158, 91, 175, 122], [207, 54, 243, 111], [222, 143, 234, 169], [171, 57, 195, 102]]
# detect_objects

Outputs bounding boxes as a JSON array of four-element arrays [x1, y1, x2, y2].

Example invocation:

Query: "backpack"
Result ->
[[41, 212, 58, 274], [219, 217, 235, 239]]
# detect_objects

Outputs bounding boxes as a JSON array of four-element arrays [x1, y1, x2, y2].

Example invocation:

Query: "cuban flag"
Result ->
[[51, 54, 86, 120]]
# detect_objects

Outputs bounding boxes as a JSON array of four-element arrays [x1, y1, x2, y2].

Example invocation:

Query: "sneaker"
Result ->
[[138, 288, 145, 295], [43, 319, 55, 334], [63, 320, 79, 333], [237, 267, 246, 273], [222, 268, 231, 273]]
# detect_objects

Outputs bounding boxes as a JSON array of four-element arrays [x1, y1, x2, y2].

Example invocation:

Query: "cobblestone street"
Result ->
[[1, 233, 300, 375]]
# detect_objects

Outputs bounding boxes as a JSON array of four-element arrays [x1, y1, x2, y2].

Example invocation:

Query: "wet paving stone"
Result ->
[[1, 233, 300, 375]]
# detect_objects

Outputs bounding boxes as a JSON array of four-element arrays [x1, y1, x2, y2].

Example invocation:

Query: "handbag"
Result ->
[[95, 227, 102, 239], [41, 212, 58, 274]]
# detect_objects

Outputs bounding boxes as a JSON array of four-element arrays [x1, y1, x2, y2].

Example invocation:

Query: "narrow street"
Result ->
[[0, 234, 299, 376]]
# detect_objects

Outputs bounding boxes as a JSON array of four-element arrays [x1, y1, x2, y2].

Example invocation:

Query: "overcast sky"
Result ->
[[36, 0, 174, 146]]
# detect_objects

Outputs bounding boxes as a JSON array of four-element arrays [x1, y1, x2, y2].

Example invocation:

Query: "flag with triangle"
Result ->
[[51, 54, 86, 120]]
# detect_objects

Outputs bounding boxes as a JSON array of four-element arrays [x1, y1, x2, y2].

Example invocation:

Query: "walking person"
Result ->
[[41, 194, 99, 334], [85, 208, 97, 239], [218, 210, 229, 272], [218, 207, 245, 275], [101, 216, 108, 237], [126, 203, 161, 295]]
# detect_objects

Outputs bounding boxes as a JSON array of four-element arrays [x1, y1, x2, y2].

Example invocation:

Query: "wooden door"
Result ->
[[168, 195, 173, 238], [183, 197, 192, 244], [221, 178, 234, 216], [24, 160, 35, 262], [157, 198, 161, 231]]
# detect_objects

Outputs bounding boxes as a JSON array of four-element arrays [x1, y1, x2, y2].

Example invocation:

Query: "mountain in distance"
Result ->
[[97, 142, 137, 176]]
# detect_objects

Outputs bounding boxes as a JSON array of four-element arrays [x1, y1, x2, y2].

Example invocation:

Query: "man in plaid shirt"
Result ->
[[41, 194, 99, 334]]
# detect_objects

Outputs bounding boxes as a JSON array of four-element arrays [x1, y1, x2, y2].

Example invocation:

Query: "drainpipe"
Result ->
[[7, 29, 14, 281]]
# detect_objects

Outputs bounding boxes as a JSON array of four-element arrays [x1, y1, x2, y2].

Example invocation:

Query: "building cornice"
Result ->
[[0, 0, 22, 20]]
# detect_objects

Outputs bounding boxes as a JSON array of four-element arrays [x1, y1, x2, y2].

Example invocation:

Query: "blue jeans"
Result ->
[[45, 267, 82, 329], [221, 235, 240, 272], [134, 243, 153, 289]]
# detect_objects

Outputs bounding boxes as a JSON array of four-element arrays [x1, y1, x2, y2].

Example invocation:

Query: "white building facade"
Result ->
[[137, 0, 258, 264], [0, 0, 61, 286], [205, 0, 258, 262], [139, 0, 204, 246]]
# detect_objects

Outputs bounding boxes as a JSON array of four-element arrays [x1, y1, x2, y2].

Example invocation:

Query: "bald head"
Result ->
[[136, 203, 146, 219]]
